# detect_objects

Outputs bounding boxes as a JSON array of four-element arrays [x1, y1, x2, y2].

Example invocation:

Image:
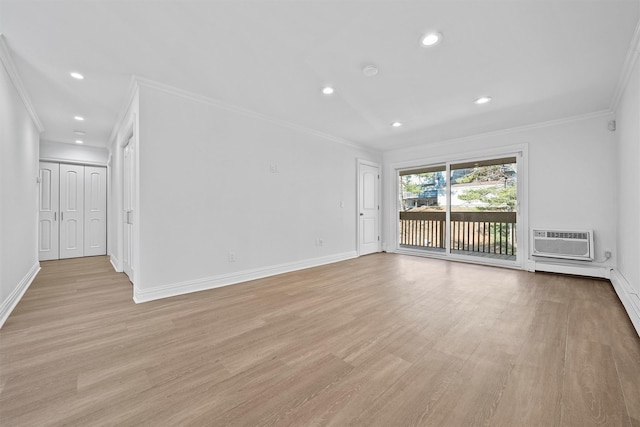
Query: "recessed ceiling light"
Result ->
[[474, 96, 492, 105], [391, 121, 403, 128], [70, 72, 84, 80], [420, 32, 442, 47], [322, 86, 335, 95], [74, 116, 84, 121], [73, 130, 86, 136], [75, 140, 83, 144], [363, 65, 379, 77]]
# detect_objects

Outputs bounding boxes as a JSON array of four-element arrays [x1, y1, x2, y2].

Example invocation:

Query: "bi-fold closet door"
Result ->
[[39, 162, 107, 261]]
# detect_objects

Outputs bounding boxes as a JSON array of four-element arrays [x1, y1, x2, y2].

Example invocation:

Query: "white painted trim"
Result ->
[[133, 251, 358, 303], [0, 34, 44, 132], [134, 76, 376, 153], [108, 76, 139, 147], [0, 263, 40, 329], [529, 260, 610, 279], [391, 110, 611, 154], [390, 247, 523, 271], [610, 269, 640, 337], [610, 17, 640, 112], [39, 157, 107, 167], [110, 255, 122, 272]]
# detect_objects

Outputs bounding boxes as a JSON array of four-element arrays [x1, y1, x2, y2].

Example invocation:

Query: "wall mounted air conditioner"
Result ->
[[532, 229, 593, 261]]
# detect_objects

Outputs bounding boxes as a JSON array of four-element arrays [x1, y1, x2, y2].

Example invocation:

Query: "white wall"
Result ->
[[613, 44, 640, 334], [128, 81, 379, 301], [0, 44, 41, 327], [40, 140, 109, 166], [383, 113, 617, 273]]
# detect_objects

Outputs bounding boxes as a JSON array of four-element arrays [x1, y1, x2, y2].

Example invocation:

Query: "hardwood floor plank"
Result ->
[[1, 254, 638, 426], [611, 328, 640, 427], [561, 337, 631, 427], [489, 302, 569, 426]]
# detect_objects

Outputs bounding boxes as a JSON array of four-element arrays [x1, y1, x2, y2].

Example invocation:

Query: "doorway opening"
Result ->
[[398, 155, 520, 267]]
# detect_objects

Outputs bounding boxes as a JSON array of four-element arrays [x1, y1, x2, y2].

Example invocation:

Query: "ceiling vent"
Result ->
[[532, 229, 593, 261]]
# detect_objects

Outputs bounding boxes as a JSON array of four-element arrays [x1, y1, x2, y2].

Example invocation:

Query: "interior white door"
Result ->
[[39, 162, 60, 261], [123, 137, 134, 280], [59, 163, 85, 259], [84, 166, 107, 256], [358, 161, 381, 255]]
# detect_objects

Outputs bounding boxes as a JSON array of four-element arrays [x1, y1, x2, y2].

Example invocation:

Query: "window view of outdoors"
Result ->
[[399, 158, 517, 260], [399, 166, 447, 252]]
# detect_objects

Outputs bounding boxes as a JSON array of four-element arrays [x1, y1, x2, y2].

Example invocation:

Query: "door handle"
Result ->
[[54, 212, 57, 221], [360, 213, 364, 216], [61, 212, 64, 221]]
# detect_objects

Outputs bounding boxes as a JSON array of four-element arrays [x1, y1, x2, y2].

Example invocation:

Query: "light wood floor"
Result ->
[[1, 254, 639, 426]]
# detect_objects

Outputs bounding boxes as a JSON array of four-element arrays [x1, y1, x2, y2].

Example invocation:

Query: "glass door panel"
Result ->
[[398, 165, 447, 253], [449, 157, 517, 260]]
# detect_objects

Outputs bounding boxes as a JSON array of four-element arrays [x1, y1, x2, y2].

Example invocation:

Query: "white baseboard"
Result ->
[[133, 251, 358, 303], [610, 269, 640, 337], [528, 260, 610, 279], [0, 262, 40, 329], [109, 255, 122, 272]]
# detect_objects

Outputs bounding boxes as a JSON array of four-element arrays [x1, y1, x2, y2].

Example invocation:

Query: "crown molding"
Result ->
[[610, 17, 640, 112], [41, 138, 110, 153], [391, 109, 613, 154], [108, 75, 139, 147], [134, 76, 376, 153], [0, 34, 44, 132]]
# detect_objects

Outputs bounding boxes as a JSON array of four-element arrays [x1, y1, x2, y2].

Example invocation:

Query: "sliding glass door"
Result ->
[[449, 157, 517, 261], [398, 155, 520, 266], [399, 165, 447, 253]]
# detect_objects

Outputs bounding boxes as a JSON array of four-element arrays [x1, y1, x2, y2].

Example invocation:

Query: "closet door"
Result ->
[[59, 164, 85, 259], [39, 162, 60, 261], [84, 166, 107, 256]]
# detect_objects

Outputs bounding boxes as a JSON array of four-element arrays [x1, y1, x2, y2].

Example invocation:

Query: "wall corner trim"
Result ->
[[610, 269, 640, 337], [0, 34, 44, 132], [108, 75, 140, 146], [0, 263, 40, 329], [132, 251, 358, 303], [610, 18, 640, 112]]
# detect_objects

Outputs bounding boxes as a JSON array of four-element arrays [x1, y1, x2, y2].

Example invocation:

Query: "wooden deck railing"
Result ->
[[399, 211, 517, 256]]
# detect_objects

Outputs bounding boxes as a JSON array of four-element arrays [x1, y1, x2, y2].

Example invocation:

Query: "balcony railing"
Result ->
[[399, 211, 517, 257]]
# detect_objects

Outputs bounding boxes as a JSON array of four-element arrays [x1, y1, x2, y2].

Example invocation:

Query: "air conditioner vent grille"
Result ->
[[532, 229, 593, 261], [545, 231, 588, 240]]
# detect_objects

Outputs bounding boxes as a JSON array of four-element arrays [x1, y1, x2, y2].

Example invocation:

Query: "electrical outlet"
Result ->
[[269, 164, 279, 173], [604, 249, 612, 259], [318, 238, 324, 246], [228, 252, 236, 262]]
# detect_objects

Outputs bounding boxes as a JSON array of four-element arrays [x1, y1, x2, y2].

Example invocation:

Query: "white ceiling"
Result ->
[[1, 0, 638, 151]]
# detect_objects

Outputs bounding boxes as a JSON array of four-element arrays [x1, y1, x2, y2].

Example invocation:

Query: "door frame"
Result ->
[[122, 133, 135, 282], [357, 159, 381, 256], [389, 144, 528, 269]]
